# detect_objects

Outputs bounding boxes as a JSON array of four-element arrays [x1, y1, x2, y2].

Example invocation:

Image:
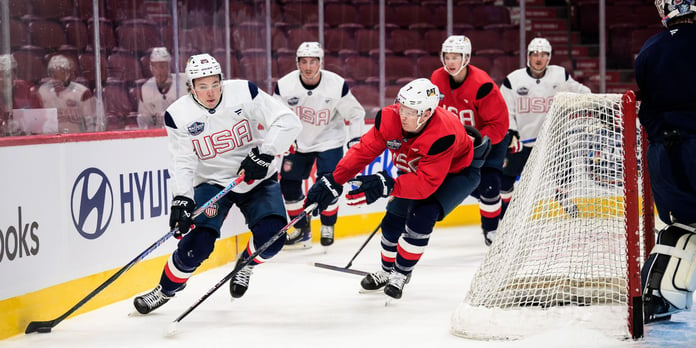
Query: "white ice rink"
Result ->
[[2, 225, 695, 348]]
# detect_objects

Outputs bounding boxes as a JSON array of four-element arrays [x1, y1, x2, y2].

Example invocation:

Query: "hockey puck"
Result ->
[[36, 327, 52, 333]]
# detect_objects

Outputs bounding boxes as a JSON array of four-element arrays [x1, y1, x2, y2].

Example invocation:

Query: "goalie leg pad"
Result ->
[[642, 223, 696, 321]]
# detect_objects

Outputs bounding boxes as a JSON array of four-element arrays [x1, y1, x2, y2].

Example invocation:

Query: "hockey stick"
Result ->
[[25, 175, 246, 334], [313, 223, 380, 276], [166, 203, 318, 335]]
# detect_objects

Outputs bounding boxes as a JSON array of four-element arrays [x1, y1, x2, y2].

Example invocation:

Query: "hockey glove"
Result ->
[[306, 174, 343, 216], [238, 147, 274, 183], [346, 170, 394, 207], [170, 195, 195, 239], [508, 130, 523, 154], [346, 137, 360, 150]]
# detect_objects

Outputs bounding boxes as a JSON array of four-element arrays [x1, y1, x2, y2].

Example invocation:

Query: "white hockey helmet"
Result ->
[[185, 53, 222, 87], [655, 0, 696, 27], [527, 37, 552, 70], [396, 78, 441, 119], [296, 41, 324, 63], [440, 35, 472, 76], [47, 55, 73, 72], [150, 47, 171, 63], [0, 54, 17, 72]]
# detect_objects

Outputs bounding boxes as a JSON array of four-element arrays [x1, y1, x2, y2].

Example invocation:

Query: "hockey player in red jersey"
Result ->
[[431, 35, 509, 246], [304, 78, 490, 299]]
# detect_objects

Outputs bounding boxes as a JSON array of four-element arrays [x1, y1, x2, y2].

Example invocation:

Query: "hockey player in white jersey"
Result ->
[[274, 42, 365, 249], [137, 47, 187, 129], [37, 55, 102, 133], [498, 38, 590, 224], [133, 53, 301, 314]]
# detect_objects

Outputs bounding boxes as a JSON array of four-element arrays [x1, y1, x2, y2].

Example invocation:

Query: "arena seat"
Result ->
[[286, 27, 320, 50], [78, 52, 108, 88], [389, 29, 423, 56], [282, 2, 318, 28], [325, 28, 355, 55], [62, 17, 90, 51], [116, 19, 162, 53], [344, 56, 378, 82], [107, 50, 143, 82], [385, 56, 417, 83], [30, 0, 73, 19], [355, 28, 379, 55], [8, 19, 29, 49], [416, 55, 442, 77], [423, 29, 447, 54], [233, 21, 266, 51], [26, 18, 67, 50], [472, 5, 512, 29], [88, 18, 117, 52], [325, 3, 359, 28], [102, 78, 135, 118], [12, 46, 46, 84], [239, 49, 277, 88]]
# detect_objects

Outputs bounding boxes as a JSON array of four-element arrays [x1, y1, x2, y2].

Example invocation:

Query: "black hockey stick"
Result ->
[[166, 203, 318, 335], [25, 175, 246, 334], [313, 223, 380, 276]]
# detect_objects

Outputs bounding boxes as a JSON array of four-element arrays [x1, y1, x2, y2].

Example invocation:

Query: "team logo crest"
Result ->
[[517, 87, 529, 96], [283, 159, 293, 172], [426, 87, 437, 97], [288, 97, 299, 106], [386, 139, 402, 150], [204, 203, 219, 217], [187, 122, 205, 136]]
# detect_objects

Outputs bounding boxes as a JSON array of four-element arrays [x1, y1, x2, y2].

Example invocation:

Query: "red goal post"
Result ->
[[451, 91, 654, 340]]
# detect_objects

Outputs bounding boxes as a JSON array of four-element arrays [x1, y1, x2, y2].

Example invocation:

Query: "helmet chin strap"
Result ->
[[415, 109, 431, 129]]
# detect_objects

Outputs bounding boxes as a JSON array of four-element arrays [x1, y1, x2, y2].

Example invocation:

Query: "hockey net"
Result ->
[[451, 91, 652, 340]]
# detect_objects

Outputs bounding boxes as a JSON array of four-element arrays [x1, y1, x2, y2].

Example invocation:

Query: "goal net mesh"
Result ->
[[451, 92, 643, 340]]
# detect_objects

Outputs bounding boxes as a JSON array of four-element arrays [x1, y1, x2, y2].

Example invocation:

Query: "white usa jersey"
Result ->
[[165, 79, 301, 197], [500, 65, 590, 146], [38, 81, 101, 133], [273, 70, 365, 152], [137, 74, 188, 129]]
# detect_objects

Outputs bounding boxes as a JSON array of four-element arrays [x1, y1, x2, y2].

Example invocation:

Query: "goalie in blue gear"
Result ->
[[635, 0, 696, 323]]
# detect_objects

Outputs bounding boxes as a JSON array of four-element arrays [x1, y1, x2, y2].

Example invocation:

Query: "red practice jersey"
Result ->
[[431, 66, 509, 144], [333, 105, 473, 200]]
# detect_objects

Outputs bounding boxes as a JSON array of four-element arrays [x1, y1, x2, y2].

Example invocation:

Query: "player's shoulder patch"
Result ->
[[428, 134, 455, 155], [374, 110, 383, 130], [476, 82, 494, 100]]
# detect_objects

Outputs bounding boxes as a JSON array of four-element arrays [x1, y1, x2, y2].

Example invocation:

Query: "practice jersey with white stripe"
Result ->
[[500, 65, 590, 146], [164, 79, 301, 198], [274, 70, 365, 152]]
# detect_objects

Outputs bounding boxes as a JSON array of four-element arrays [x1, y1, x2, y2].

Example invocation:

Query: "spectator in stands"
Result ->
[[137, 47, 187, 129], [499, 37, 590, 220], [38, 55, 102, 133], [0, 54, 41, 136], [430, 35, 509, 246], [273, 42, 365, 249], [637, 0, 696, 323]]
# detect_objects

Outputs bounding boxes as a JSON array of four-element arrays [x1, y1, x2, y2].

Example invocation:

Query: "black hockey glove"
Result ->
[[306, 174, 343, 216], [238, 147, 274, 183], [346, 170, 394, 207], [170, 195, 195, 239], [465, 125, 491, 169], [346, 137, 360, 149]]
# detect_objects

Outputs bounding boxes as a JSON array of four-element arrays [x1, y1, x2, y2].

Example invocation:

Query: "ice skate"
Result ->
[[283, 224, 312, 250], [483, 229, 496, 246], [133, 285, 171, 314], [229, 257, 254, 299], [359, 270, 390, 294], [384, 271, 408, 300], [320, 225, 334, 246]]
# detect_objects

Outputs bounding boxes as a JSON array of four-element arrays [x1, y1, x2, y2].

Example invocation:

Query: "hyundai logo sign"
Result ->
[[71, 168, 113, 239]]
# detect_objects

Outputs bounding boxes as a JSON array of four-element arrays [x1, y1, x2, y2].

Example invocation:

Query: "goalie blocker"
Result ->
[[642, 223, 696, 323]]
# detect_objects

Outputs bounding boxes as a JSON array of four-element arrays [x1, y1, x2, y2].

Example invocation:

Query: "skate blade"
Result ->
[[282, 242, 312, 250], [358, 288, 384, 295]]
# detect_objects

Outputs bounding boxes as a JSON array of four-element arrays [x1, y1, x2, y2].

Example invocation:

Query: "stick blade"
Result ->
[[25, 321, 54, 334], [313, 262, 369, 276], [164, 322, 179, 338]]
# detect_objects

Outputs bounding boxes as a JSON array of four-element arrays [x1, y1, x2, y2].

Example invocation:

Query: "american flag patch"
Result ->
[[204, 203, 218, 218]]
